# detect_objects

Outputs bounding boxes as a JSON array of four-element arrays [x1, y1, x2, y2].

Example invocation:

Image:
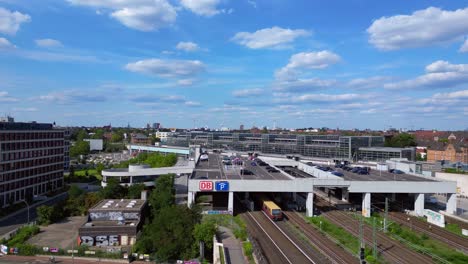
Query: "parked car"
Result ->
[[240, 169, 253, 175], [251, 162, 257, 166], [331, 171, 344, 177]]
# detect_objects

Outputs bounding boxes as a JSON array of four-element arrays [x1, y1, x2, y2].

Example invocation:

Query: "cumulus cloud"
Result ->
[[232, 88, 263, 97], [232, 26, 310, 49], [275, 51, 341, 80], [180, 0, 221, 17], [0, 37, 16, 49], [367, 7, 468, 50], [0, 7, 30, 35], [384, 61, 468, 90], [176, 41, 199, 52], [125, 58, 205, 78], [67, 0, 176, 31], [35, 38, 63, 48], [460, 39, 468, 53]]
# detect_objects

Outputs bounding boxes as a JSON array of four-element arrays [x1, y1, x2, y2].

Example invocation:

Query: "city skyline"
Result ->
[[0, 0, 468, 129]]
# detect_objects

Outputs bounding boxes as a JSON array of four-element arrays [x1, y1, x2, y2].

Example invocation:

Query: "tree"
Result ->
[[96, 163, 105, 176], [36, 205, 54, 225], [99, 178, 127, 199], [84, 192, 101, 209], [76, 130, 89, 141], [136, 206, 198, 261], [92, 129, 105, 139], [385, 133, 417, 148], [261, 126, 268, 133], [127, 183, 145, 199], [111, 132, 123, 143], [149, 174, 174, 216], [68, 185, 84, 199], [193, 220, 217, 254], [70, 140, 90, 157]]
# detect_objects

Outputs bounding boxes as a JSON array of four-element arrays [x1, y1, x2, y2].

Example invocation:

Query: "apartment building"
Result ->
[[0, 121, 67, 208]]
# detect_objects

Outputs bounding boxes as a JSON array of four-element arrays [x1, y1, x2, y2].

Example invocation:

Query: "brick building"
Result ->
[[424, 133, 468, 163], [130, 133, 151, 145], [0, 120, 67, 208]]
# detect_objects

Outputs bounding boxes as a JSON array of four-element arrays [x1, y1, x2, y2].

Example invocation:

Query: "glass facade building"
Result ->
[[166, 132, 386, 160]]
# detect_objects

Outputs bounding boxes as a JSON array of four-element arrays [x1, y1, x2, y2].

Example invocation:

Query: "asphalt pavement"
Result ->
[[0, 192, 68, 238]]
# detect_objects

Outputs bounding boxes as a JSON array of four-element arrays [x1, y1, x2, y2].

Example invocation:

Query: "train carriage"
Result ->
[[262, 200, 283, 221]]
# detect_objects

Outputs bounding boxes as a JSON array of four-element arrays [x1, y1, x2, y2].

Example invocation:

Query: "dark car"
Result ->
[[357, 169, 369, 175], [268, 169, 280, 173], [351, 167, 361, 173], [391, 169, 404, 174], [240, 169, 253, 175], [331, 171, 344, 177], [251, 162, 257, 166]]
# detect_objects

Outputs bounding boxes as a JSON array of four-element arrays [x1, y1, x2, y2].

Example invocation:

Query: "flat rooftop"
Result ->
[[335, 167, 435, 182], [90, 199, 146, 211], [193, 154, 291, 180]]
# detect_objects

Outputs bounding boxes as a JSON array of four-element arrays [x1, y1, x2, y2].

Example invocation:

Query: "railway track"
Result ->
[[283, 211, 359, 264], [324, 210, 435, 264], [242, 211, 316, 264], [388, 212, 468, 253]]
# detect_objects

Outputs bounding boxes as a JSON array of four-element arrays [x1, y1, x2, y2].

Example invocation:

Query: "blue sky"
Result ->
[[0, 0, 467, 130]]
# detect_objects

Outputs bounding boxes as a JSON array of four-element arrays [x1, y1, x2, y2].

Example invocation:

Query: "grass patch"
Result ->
[[363, 213, 468, 264], [5, 225, 40, 247], [307, 216, 382, 264], [242, 241, 253, 261], [446, 223, 463, 236]]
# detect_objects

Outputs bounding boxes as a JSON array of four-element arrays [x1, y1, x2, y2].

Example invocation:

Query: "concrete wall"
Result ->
[[435, 172, 468, 196], [84, 139, 103, 151], [347, 180, 456, 193]]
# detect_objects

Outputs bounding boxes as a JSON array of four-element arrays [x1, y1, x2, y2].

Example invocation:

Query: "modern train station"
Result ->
[[187, 151, 457, 218]]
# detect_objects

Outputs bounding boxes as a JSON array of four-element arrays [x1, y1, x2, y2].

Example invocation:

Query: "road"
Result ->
[[0, 192, 68, 237]]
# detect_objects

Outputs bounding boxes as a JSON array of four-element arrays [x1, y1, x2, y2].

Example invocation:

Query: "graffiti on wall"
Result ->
[[80, 235, 120, 246]]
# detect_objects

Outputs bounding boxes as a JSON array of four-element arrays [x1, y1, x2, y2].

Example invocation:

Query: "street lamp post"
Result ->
[[22, 200, 30, 225]]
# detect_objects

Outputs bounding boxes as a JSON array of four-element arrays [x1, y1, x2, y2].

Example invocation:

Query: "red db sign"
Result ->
[[199, 181, 213, 191]]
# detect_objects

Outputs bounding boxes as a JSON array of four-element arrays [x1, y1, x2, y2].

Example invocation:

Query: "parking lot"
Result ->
[[193, 154, 291, 180], [27, 216, 86, 250]]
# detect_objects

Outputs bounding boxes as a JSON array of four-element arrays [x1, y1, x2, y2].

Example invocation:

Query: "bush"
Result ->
[[7, 225, 40, 247], [242, 242, 253, 261]]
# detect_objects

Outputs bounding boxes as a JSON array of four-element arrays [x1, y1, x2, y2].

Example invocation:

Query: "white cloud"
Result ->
[[177, 79, 194, 86], [125, 58, 205, 78], [180, 0, 221, 17], [367, 7, 468, 50], [247, 0, 257, 8], [12, 107, 38, 112], [461, 39, 468, 53], [275, 51, 341, 80], [432, 90, 468, 100], [35, 38, 63, 48], [185, 101, 201, 107], [176, 41, 199, 52], [232, 88, 263, 97], [0, 91, 18, 102], [274, 78, 337, 93], [346, 76, 391, 89], [0, 7, 30, 35], [0, 37, 15, 49], [68, 0, 176, 31], [290, 93, 362, 103], [384, 61, 468, 90], [232, 26, 310, 49]]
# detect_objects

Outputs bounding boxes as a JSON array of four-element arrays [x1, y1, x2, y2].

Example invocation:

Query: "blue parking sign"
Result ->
[[215, 181, 229, 191]]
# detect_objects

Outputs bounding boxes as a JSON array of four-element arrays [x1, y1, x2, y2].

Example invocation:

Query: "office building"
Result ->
[[166, 132, 386, 161], [0, 121, 67, 208]]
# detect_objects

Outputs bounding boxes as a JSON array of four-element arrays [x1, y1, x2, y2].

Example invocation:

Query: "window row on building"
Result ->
[[1, 139, 64, 151], [165, 132, 386, 161], [0, 162, 64, 182], [1, 148, 64, 162], [0, 131, 64, 141]]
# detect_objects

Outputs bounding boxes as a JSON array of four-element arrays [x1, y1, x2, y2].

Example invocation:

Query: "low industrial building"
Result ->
[[78, 198, 147, 249], [357, 147, 416, 162]]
